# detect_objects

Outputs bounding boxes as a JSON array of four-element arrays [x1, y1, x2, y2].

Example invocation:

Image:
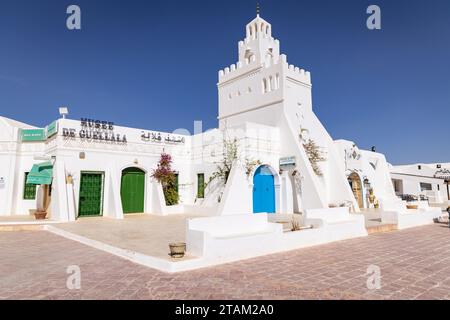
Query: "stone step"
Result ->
[[366, 224, 397, 235]]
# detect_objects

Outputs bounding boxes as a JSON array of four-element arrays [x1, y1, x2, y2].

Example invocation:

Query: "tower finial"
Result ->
[[256, 2, 260, 16]]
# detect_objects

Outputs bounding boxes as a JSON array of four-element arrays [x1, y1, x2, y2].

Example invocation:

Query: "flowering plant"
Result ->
[[151, 153, 179, 205]]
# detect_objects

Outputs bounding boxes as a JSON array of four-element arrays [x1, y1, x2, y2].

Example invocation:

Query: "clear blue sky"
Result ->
[[1, 0, 449, 164]]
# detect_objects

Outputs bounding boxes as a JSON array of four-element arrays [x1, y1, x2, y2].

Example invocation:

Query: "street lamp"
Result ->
[[59, 107, 69, 119]]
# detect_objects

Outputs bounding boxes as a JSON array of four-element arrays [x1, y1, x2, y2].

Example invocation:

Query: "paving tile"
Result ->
[[1, 224, 450, 299]]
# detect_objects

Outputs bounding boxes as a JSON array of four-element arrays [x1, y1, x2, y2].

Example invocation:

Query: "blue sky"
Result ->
[[0, 0, 449, 164]]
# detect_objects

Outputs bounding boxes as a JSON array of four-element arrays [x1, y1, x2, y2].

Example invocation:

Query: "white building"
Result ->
[[390, 163, 450, 206], [334, 140, 404, 212], [0, 14, 443, 228]]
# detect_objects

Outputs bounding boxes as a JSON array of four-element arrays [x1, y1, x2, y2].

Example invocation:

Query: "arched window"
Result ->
[[262, 78, 268, 93], [268, 76, 273, 92], [275, 74, 280, 89]]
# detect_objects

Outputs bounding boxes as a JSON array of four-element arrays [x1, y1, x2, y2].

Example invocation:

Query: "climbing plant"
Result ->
[[206, 138, 239, 187], [303, 139, 326, 176], [151, 153, 179, 205], [245, 158, 262, 176]]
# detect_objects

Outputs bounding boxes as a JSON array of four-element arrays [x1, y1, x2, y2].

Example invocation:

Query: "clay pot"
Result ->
[[169, 242, 186, 258], [34, 211, 47, 220]]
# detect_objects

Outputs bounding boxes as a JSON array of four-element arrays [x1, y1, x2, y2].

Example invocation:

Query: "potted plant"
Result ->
[[169, 242, 186, 258], [34, 210, 47, 220]]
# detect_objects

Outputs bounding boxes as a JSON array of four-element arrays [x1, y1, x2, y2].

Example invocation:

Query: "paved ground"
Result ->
[[1, 224, 450, 300], [0, 215, 36, 222], [54, 214, 204, 260]]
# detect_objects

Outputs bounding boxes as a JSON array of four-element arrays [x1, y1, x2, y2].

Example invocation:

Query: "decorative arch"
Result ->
[[119, 164, 148, 174], [347, 171, 364, 209]]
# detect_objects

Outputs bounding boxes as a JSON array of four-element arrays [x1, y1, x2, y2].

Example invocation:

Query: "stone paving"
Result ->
[[1, 224, 450, 300], [54, 214, 204, 260]]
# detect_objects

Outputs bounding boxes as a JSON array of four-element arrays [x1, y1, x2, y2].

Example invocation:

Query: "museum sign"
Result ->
[[62, 118, 127, 143]]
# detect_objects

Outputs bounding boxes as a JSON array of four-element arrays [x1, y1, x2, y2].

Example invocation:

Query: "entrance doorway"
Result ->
[[348, 172, 364, 209], [253, 165, 276, 214], [121, 167, 145, 214], [78, 172, 104, 216]]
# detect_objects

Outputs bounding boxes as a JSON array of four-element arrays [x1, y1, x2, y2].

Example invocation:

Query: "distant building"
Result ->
[[390, 163, 450, 206]]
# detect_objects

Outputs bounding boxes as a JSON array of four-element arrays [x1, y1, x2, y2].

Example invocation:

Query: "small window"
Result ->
[[263, 78, 268, 93], [197, 173, 205, 199], [420, 182, 432, 192], [23, 172, 37, 200], [437, 164, 442, 169], [392, 179, 403, 194], [437, 184, 440, 191], [418, 165, 422, 170], [174, 173, 179, 194]]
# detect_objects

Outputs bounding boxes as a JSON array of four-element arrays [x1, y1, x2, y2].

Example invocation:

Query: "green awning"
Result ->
[[26, 161, 53, 185]]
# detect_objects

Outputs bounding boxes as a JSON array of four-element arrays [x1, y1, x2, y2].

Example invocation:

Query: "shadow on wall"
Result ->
[[203, 176, 225, 207]]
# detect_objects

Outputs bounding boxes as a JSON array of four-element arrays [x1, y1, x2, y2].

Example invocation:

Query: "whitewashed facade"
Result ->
[[0, 14, 444, 228]]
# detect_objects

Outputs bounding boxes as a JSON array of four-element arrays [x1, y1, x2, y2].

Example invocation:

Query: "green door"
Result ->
[[79, 172, 104, 216], [121, 167, 145, 213]]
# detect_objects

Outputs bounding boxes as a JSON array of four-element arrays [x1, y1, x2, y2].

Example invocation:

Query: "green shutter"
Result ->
[[174, 173, 179, 193], [197, 173, 205, 199], [78, 173, 104, 216], [23, 172, 37, 200]]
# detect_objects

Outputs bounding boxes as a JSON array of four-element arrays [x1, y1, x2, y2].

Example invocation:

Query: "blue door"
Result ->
[[253, 166, 276, 214]]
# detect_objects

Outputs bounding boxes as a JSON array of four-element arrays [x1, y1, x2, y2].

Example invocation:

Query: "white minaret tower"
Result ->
[[216, 10, 357, 212], [217, 10, 311, 130], [239, 13, 280, 68]]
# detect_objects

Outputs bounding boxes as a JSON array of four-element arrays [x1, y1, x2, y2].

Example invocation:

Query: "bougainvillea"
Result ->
[[151, 153, 179, 205]]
